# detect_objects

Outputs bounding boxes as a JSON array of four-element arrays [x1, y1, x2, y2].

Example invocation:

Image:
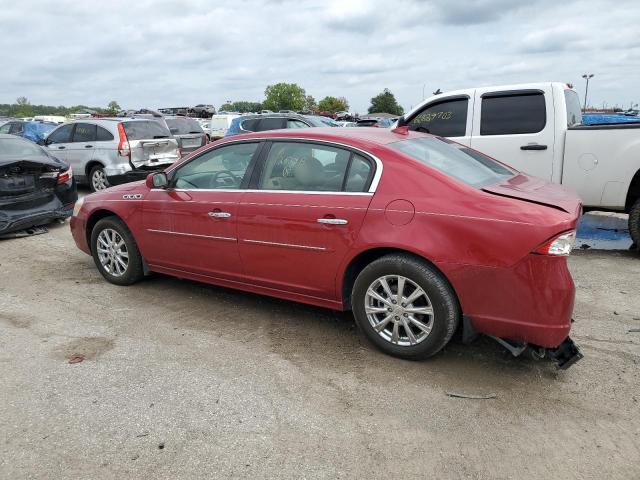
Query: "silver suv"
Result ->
[[44, 118, 180, 191]]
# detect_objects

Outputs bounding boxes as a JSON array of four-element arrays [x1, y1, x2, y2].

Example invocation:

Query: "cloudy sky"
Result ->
[[1, 0, 638, 112]]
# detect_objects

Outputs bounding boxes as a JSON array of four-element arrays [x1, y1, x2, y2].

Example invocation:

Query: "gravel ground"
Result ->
[[0, 218, 638, 479]]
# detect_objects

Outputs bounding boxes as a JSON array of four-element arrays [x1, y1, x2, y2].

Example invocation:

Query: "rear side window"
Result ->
[[480, 92, 546, 135], [166, 118, 204, 135], [9, 122, 24, 135], [388, 136, 514, 188], [408, 98, 468, 137], [240, 119, 260, 131], [47, 124, 73, 144], [258, 142, 372, 192], [122, 121, 171, 140], [72, 123, 96, 142], [96, 126, 114, 141], [287, 119, 309, 129], [564, 90, 582, 127]]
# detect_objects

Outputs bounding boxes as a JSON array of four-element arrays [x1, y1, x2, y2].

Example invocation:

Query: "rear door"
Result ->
[[237, 140, 376, 300], [405, 95, 473, 146], [470, 87, 555, 179], [66, 122, 96, 174]]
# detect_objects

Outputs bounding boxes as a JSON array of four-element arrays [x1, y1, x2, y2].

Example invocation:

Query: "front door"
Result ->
[[237, 140, 376, 301], [140, 141, 261, 280], [470, 86, 555, 180], [44, 123, 74, 165], [66, 123, 96, 175]]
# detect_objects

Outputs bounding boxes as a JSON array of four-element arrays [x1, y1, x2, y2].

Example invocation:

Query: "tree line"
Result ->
[[1, 84, 405, 118]]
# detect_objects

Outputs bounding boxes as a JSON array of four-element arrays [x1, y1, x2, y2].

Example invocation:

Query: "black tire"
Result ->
[[89, 165, 110, 192], [352, 254, 460, 359], [90, 217, 144, 286], [629, 199, 640, 250]]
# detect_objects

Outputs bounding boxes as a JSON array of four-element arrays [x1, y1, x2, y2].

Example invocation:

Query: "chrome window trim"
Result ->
[[164, 136, 384, 193], [154, 188, 373, 196]]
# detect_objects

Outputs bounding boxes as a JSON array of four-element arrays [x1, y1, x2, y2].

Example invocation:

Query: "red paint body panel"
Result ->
[[70, 128, 582, 348]]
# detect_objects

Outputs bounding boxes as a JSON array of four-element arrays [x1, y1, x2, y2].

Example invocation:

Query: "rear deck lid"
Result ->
[[482, 174, 581, 214]]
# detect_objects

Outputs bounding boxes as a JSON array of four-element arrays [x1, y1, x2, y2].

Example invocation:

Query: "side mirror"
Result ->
[[146, 172, 168, 189]]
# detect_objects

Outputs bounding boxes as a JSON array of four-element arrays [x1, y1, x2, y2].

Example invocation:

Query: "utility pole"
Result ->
[[582, 74, 594, 111]]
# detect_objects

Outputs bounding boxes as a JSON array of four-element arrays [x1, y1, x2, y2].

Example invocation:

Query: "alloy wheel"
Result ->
[[364, 275, 434, 346], [92, 169, 108, 190], [96, 228, 129, 277]]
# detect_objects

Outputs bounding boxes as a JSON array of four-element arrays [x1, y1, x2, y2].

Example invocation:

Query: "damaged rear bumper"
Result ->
[[0, 196, 74, 235]]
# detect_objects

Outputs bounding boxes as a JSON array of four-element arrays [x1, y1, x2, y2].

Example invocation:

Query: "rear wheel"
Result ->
[[89, 165, 110, 192], [352, 254, 460, 359], [91, 217, 144, 286], [629, 199, 640, 250]]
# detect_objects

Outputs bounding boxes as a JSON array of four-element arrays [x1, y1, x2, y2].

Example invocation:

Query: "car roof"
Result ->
[[235, 112, 309, 121], [221, 126, 428, 148]]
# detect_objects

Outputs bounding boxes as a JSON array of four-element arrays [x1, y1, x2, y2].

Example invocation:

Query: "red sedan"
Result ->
[[70, 127, 583, 368]]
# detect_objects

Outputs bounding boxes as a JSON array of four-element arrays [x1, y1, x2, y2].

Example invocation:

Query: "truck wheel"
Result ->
[[91, 217, 144, 286], [89, 165, 110, 192], [351, 254, 460, 359], [629, 199, 640, 250]]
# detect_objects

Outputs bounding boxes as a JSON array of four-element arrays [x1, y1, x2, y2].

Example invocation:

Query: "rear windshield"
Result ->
[[165, 118, 204, 135], [0, 137, 48, 158], [388, 136, 515, 188], [122, 120, 171, 140]]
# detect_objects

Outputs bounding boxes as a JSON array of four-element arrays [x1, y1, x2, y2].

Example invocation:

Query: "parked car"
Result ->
[[356, 118, 395, 128], [70, 127, 583, 368], [225, 113, 336, 137], [397, 82, 640, 248], [164, 116, 207, 155], [189, 104, 216, 118], [0, 120, 58, 143], [0, 134, 77, 235], [203, 114, 240, 140], [43, 118, 179, 191]]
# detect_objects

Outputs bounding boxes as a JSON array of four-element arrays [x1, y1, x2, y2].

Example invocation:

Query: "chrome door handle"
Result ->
[[317, 218, 348, 225], [208, 211, 231, 218]]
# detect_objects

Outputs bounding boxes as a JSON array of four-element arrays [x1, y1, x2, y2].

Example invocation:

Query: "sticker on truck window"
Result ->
[[413, 111, 454, 122]]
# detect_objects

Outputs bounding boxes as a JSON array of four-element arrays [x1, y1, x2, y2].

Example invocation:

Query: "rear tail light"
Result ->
[[57, 167, 73, 185], [534, 231, 576, 256], [117, 123, 131, 159]]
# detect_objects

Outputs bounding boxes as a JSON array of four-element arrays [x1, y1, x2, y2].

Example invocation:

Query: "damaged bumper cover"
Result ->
[[0, 194, 74, 235]]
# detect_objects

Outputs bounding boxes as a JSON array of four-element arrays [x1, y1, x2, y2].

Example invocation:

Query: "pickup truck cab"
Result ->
[[398, 82, 640, 247]]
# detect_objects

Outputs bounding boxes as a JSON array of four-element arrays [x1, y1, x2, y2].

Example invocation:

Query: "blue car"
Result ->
[[0, 120, 58, 143], [225, 112, 338, 137]]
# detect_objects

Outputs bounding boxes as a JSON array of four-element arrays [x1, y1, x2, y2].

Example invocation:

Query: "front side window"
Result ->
[[72, 123, 96, 142], [46, 124, 73, 144], [259, 142, 372, 192], [172, 142, 258, 189], [407, 98, 468, 137], [388, 136, 514, 188], [480, 92, 546, 135], [9, 122, 24, 135], [0, 123, 11, 134]]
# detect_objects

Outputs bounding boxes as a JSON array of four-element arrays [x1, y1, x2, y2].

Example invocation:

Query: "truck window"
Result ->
[[564, 89, 582, 127], [407, 98, 468, 137], [480, 92, 546, 135]]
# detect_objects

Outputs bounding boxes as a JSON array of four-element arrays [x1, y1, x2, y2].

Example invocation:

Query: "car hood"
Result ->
[[482, 174, 581, 215]]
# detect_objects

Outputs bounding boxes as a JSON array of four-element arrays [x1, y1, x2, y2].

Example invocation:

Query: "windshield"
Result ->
[[388, 136, 515, 188], [0, 137, 48, 158], [122, 120, 172, 140], [166, 118, 204, 135]]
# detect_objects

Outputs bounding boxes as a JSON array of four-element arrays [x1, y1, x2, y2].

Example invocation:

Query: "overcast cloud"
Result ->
[[1, 0, 638, 112]]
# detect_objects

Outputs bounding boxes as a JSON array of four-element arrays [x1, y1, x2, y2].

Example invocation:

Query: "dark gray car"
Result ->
[[164, 116, 208, 156]]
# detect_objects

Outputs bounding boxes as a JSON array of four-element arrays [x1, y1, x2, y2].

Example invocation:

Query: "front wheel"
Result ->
[[91, 217, 144, 286], [352, 254, 460, 359], [629, 199, 640, 250], [89, 165, 110, 192]]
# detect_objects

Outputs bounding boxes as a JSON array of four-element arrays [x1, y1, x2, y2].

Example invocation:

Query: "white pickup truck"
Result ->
[[397, 82, 640, 247]]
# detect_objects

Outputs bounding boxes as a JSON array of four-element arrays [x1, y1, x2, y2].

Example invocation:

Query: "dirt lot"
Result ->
[[1, 217, 639, 479]]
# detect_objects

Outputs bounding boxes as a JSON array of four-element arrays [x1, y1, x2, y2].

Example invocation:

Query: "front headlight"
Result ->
[[72, 196, 85, 217]]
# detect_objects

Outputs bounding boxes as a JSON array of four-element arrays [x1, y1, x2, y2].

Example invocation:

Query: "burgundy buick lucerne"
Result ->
[[70, 127, 583, 368]]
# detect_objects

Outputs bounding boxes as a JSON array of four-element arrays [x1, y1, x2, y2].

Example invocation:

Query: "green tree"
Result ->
[[15, 96, 34, 117], [368, 89, 404, 116], [232, 101, 263, 113], [219, 102, 234, 112], [107, 101, 121, 114], [262, 83, 306, 112], [303, 95, 318, 112], [317, 96, 349, 114]]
